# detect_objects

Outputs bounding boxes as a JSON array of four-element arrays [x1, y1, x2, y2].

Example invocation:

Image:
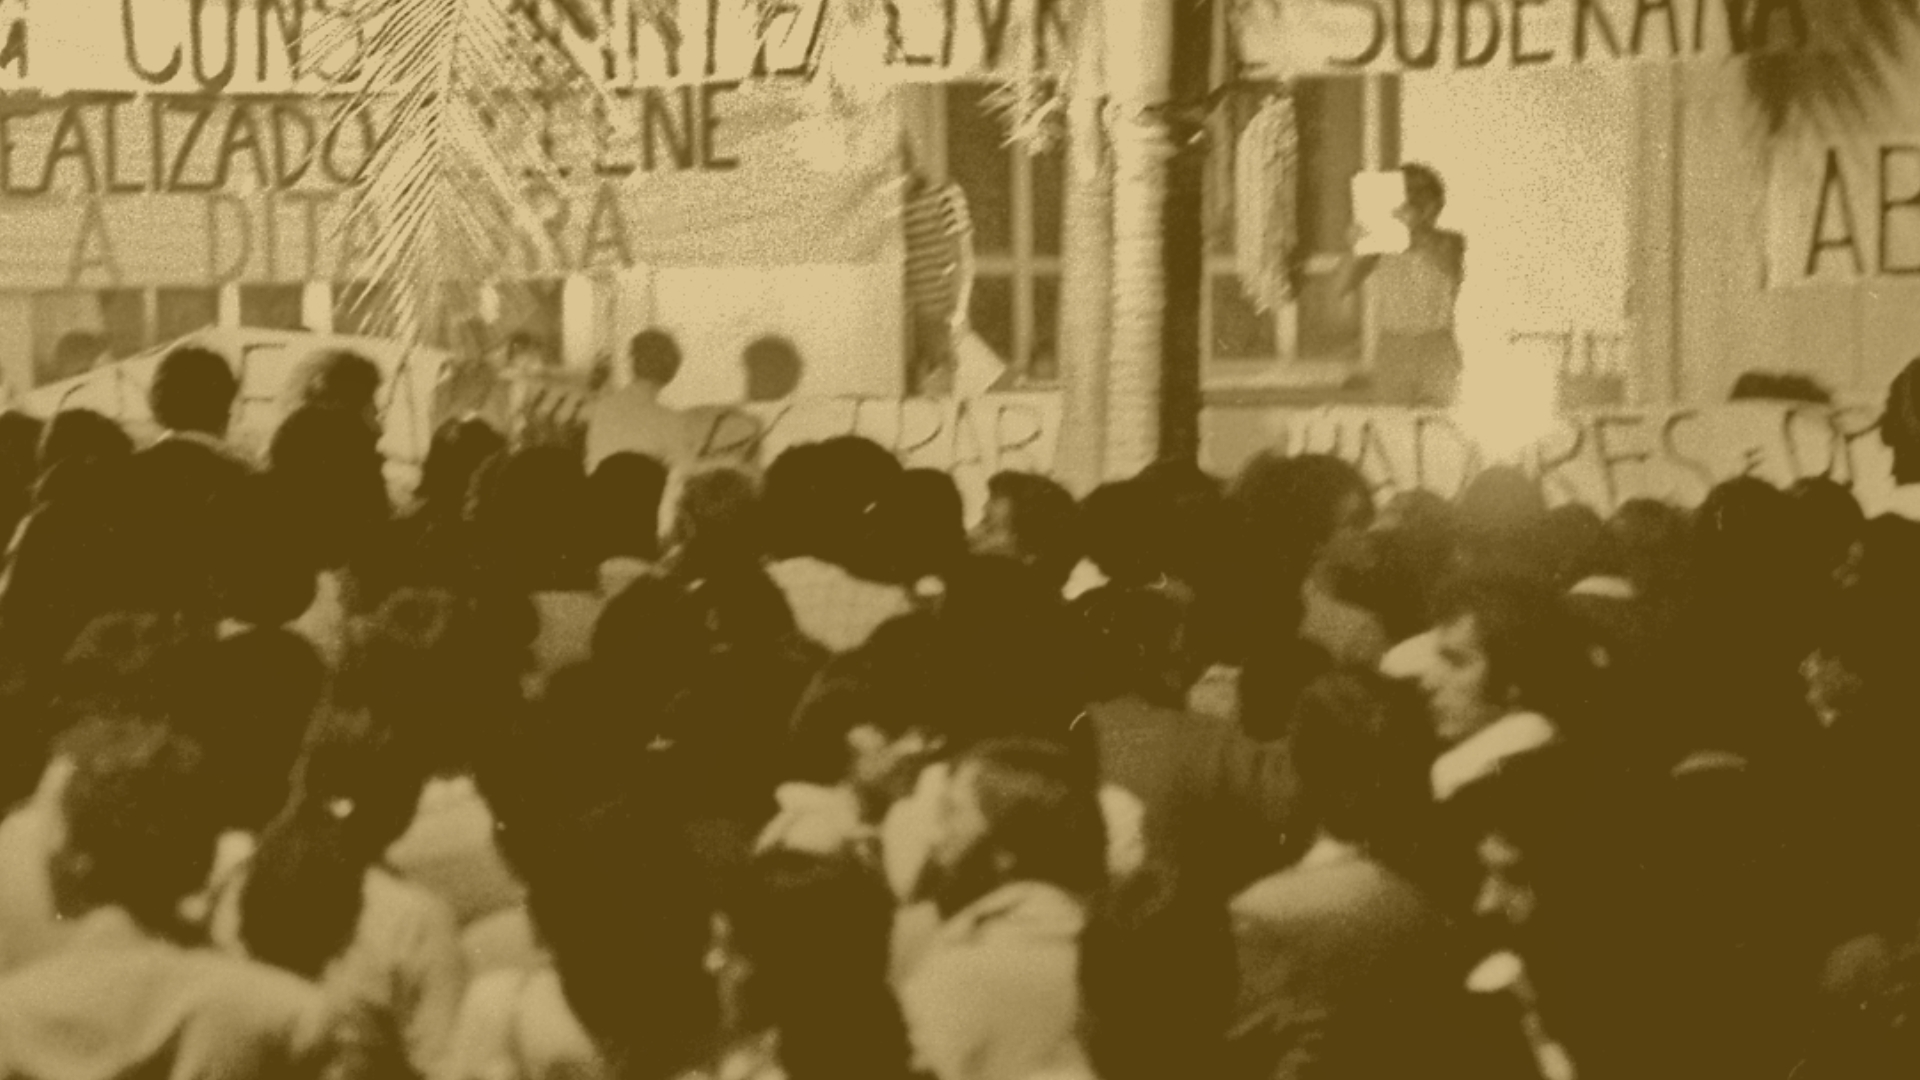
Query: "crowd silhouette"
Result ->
[[0, 335, 1918, 1080]]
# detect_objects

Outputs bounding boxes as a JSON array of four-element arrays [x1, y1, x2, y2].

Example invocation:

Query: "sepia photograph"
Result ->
[[0, 1, 1917, 1078]]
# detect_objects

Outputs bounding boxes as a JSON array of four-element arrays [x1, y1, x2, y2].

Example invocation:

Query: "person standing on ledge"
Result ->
[[1335, 163, 1467, 407], [585, 329, 694, 474]]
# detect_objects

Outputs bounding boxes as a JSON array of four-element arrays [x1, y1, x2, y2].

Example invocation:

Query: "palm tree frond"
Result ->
[[1746, 0, 1920, 136]]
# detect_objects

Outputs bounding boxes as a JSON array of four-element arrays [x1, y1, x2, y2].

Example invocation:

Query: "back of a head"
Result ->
[[268, 405, 390, 570], [1539, 502, 1605, 590], [811, 436, 904, 573], [338, 587, 528, 776], [1601, 498, 1690, 597], [419, 418, 507, 512], [1291, 671, 1422, 847], [1232, 452, 1373, 571], [49, 716, 219, 934], [292, 349, 384, 420], [469, 446, 593, 590], [1788, 476, 1865, 580], [985, 470, 1080, 591], [761, 442, 826, 559], [874, 468, 967, 582], [1884, 356, 1920, 470], [672, 466, 760, 570], [938, 555, 1087, 745], [961, 736, 1108, 899], [38, 409, 133, 477], [742, 335, 803, 402], [1070, 583, 1193, 708], [591, 576, 704, 695], [589, 452, 670, 563], [174, 627, 325, 830], [523, 794, 717, 1080], [1693, 477, 1797, 592], [148, 346, 237, 436], [628, 329, 683, 388], [1078, 479, 1164, 587]]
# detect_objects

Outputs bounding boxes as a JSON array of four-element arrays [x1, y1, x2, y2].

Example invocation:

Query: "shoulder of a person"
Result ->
[[183, 947, 325, 1022]]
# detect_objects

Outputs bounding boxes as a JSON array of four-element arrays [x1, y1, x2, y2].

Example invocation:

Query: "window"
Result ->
[[1204, 75, 1399, 388], [26, 288, 216, 389], [240, 285, 307, 331], [941, 84, 1063, 384]]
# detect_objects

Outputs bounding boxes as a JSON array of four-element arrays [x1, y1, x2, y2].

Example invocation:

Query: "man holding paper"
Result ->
[[1335, 164, 1467, 406]]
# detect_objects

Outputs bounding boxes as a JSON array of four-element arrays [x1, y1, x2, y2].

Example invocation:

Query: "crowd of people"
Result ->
[[0, 331, 1918, 1080]]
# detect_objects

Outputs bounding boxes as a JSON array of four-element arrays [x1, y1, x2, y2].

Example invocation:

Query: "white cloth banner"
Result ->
[[1767, 129, 1920, 287], [0, 84, 900, 287], [1232, 0, 1809, 78], [1209, 402, 1901, 515]]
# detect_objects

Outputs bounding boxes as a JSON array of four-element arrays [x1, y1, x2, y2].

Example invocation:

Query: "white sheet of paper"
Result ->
[[1352, 171, 1411, 255]]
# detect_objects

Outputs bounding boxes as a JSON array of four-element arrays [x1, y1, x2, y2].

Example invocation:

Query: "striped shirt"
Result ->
[[904, 181, 973, 322]]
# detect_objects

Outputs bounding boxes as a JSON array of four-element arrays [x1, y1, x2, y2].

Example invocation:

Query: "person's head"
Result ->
[[290, 349, 383, 433], [1399, 162, 1447, 231], [239, 703, 427, 977], [1078, 479, 1166, 588], [1070, 584, 1198, 708], [268, 405, 391, 572], [928, 737, 1107, 916], [741, 335, 803, 402], [1233, 453, 1375, 581], [520, 793, 717, 1080], [1292, 671, 1424, 848], [787, 611, 944, 791], [669, 466, 760, 572], [336, 587, 529, 778], [806, 436, 904, 574], [1597, 497, 1690, 599], [588, 452, 669, 564], [38, 410, 132, 478], [873, 468, 967, 583], [171, 628, 325, 831], [628, 329, 683, 389], [148, 345, 238, 437], [975, 471, 1080, 592], [1420, 571, 1587, 744], [468, 446, 593, 591], [1539, 502, 1605, 591], [42, 716, 220, 936], [1884, 356, 1920, 485], [1453, 466, 1551, 579], [419, 418, 507, 514], [1789, 476, 1866, 590], [590, 576, 704, 706]]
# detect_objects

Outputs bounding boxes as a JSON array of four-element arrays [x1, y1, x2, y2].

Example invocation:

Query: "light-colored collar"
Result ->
[[1298, 833, 1364, 870], [155, 428, 230, 453], [1432, 711, 1558, 802], [1568, 575, 1636, 601], [937, 881, 1085, 947]]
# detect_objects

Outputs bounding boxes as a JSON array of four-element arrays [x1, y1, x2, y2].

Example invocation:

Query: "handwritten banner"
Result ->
[[1212, 402, 1901, 516], [1767, 131, 1920, 286], [0, 0, 1068, 94], [0, 83, 898, 287], [1233, 0, 1811, 77], [23, 327, 1063, 517]]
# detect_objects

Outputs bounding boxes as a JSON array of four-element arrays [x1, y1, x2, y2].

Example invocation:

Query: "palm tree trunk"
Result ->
[[1159, 0, 1212, 466], [1102, 0, 1175, 479], [1055, 4, 1113, 494]]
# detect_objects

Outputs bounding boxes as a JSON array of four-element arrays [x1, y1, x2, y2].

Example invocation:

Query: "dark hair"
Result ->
[[956, 736, 1108, 900], [1729, 370, 1833, 405], [1883, 356, 1920, 461], [172, 628, 326, 831], [589, 452, 669, 564], [38, 409, 133, 477], [1598, 498, 1690, 599], [786, 611, 941, 784], [1233, 453, 1373, 574], [873, 468, 967, 583], [809, 436, 904, 574], [1788, 476, 1865, 582], [985, 471, 1080, 591], [239, 704, 428, 978], [1080, 864, 1234, 1080], [1078, 479, 1163, 587], [1070, 584, 1194, 708], [419, 418, 506, 514], [671, 467, 760, 573], [1291, 671, 1422, 846], [1401, 162, 1447, 208], [48, 717, 219, 934], [294, 350, 384, 418], [148, 346, 237, 435], [742, 335, 803, 402], [1539, 502, 1605, 591], [629, 329, 683, 387], [522, 794, 717, 1080], [337, 588, 528, 778], [268, 405, 391, 573], [468, 446, 593, 591], [1430, 570, 1590, 724]]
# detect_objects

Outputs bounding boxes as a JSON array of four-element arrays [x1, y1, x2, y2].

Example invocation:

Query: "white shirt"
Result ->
[[584, 386, 694, 474], [1430, 712, 1559, 803]]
